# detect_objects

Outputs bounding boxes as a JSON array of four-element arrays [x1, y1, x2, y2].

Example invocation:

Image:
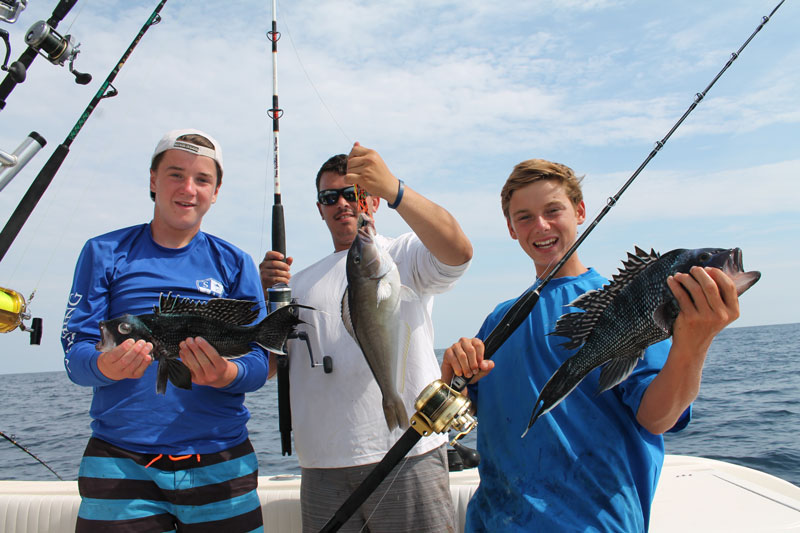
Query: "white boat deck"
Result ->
[[0, 455, 798, 532]]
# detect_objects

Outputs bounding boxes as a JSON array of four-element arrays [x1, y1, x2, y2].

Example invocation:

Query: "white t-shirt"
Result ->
[[288, 232, 469, 468]]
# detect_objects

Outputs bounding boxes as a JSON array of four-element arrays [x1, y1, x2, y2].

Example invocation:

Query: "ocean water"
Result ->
[[0, 323, 798, 487]]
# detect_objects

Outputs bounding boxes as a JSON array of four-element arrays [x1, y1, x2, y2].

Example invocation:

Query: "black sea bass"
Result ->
[[524, 247, 761, 436], [96, 293, 308, 394], [343, 213, 417, 431]]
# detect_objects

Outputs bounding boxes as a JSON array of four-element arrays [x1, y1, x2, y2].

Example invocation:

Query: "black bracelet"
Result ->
[[387, 179, 404, 209]]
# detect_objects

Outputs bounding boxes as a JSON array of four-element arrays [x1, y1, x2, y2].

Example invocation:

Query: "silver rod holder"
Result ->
[[0, 131, 46, 193]]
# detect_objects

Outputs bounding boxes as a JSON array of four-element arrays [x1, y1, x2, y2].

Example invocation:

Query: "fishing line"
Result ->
[[357, 456, 411, 532], [265, 0, 296, 458], [0, 429, 63, 480], [2, 151, 83, 288], [464, 0, 788, 374], [62, 0, 87, 35], [0, 0, 169, 263], [276, 0, 352, 145], [318, 3, 788, 530]]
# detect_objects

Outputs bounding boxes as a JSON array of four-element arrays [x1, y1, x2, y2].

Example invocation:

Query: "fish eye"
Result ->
[[118, 322, 132, 334], [698, 252, 712, 262]]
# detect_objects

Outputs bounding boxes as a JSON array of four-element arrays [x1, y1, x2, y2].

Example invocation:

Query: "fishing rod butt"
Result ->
[[268, 283, 294, 455]]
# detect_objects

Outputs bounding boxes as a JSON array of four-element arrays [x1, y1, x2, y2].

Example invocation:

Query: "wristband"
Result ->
[[387, 179, 404, 209]]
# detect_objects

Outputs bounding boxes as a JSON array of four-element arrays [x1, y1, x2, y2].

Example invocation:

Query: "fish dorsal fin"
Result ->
[[155, 292, 259, 325], [341, 288, 357, 342], [597, 349, 645, 393], [549, 247, 660, 350]]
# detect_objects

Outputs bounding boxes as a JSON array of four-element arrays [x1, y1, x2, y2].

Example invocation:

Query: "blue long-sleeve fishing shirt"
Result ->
[[61, 223, 268, 455]]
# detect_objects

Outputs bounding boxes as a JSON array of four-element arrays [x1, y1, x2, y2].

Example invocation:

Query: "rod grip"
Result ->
[[272, 203, 285, 256], [0, 143, 70, 262]]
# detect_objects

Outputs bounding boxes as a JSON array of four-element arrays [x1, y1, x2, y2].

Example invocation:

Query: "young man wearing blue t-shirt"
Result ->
[[62, 129, 268, 532], [441, 158, 743, 532]]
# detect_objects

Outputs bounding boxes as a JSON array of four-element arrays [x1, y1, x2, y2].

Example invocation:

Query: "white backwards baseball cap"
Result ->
[[151, 128, 223, 174]]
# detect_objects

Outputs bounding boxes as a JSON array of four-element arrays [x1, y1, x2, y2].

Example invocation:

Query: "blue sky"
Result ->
[[1, 0, 797, 375]]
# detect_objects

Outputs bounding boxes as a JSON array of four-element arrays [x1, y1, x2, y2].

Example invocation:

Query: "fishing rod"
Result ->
[[1, 0, 87, 194], [1, 429, 63, 480], [0, 0, 91, 112], [264, 0, 294, 457], [318, 2, 786, 530], [465, 0, 787, 373], [0, 0, 169, 264]]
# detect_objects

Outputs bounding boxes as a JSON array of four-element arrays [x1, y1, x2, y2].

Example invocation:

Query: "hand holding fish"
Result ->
[[524, 247, 760, 436], [96, 294, 308, 394], [346, 142, 401, 203], [97, 338, 153, 381], [668, 266, 740, 354], [346, 143, 473, 266], [441, 337, 495, 385], [637, 266, 742, 434], [180, 337, 238, 389], [260, 250, 293, 289]]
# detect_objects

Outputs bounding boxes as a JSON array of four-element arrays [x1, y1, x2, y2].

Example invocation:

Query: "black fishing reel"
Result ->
[[268, 284, 332, 373], [24, 20, 90, 84]]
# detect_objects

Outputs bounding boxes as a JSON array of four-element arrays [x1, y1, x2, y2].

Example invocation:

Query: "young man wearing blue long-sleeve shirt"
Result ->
[[62, 129, 267, 532]]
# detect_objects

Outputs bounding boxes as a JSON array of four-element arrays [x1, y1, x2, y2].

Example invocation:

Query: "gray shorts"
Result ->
[[300, 443, 456, 533]]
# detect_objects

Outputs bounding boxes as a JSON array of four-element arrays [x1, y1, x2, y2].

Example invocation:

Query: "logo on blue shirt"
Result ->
[[196, 278, 224, 297]]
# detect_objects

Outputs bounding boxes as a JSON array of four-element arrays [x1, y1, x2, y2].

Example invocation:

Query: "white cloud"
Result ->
[[1, 0, 798, 375]]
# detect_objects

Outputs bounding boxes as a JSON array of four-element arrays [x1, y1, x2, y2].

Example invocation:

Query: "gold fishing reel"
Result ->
[[0, 286, 42, 344], [410, 379, 477, 443]]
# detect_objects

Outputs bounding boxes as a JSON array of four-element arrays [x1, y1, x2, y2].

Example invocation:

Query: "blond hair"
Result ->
[[501, 159, 583, 218]]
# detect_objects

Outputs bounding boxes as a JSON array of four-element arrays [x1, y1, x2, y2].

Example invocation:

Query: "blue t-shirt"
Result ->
[[466, 268, 688, 532], [61, 223, 269, 455]]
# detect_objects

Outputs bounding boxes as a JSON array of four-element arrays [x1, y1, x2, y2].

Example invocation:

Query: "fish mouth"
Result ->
[[356, 213, 376, 242], [713, 248, 761, 296], [94, 322, 116, 352]]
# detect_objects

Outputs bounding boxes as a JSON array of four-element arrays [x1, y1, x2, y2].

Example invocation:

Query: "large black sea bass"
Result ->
[[524, 246, 761, 435], [96, 293, 308, 394]]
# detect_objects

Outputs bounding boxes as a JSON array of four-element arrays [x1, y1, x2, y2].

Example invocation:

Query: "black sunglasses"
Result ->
[[317, 186, 361, 206]]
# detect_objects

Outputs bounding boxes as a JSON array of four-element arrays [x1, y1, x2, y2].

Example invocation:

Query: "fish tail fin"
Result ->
[[254, 304, 311, 353], [522, 399, 546, 438], [522, 355, 586, 437], [383, 396, 409, 431], [157, 358, 192, 394]]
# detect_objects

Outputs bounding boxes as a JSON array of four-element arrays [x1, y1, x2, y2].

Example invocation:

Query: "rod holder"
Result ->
[[0, 131, 46, 193]]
